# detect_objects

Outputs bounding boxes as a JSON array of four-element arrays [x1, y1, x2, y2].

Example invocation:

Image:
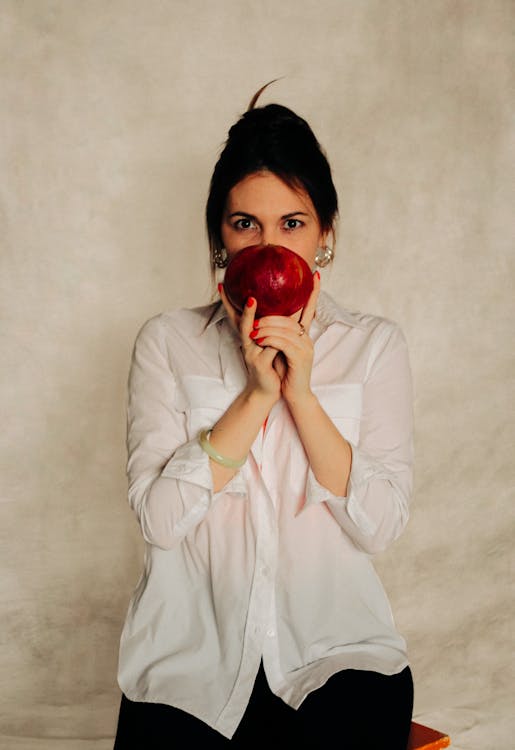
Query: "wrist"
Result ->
[[284, 389, 318, 413], [242, 385, 279, 412]]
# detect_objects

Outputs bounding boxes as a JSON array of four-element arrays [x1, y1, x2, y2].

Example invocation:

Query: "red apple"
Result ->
[[223, 245, 314, 317]]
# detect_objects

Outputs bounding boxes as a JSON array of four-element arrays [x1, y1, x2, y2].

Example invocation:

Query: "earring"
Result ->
[[314, 245, 334, 268], [213, 247, 229, 269]]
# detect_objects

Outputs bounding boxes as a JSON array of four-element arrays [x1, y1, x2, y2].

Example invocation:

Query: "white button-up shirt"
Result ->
[[116, 291, 414, 739]]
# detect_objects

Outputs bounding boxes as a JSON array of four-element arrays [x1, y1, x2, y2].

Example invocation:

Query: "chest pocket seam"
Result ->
[[176, 375, 238, 437], [312, 383, 362, 443]]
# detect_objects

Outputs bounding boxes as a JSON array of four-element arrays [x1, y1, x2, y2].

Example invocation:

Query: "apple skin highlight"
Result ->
[[223, 244, 314, 318]]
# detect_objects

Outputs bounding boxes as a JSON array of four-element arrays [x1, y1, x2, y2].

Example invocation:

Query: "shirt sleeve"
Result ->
[[305, 322, 414, 554], [125, 315, 247, 551]]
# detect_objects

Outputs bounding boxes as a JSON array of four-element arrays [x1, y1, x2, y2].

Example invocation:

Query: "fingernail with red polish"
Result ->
[[257, 337, 265, 345], [249, 330, 258, 339], [253, 319, 260, 329], [246, 297, 255, 308], [315, 271, 320, 280], [217, 283, 223, 294]]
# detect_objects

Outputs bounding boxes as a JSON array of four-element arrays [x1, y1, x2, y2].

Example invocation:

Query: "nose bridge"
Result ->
[[261, 221, 280, 246]]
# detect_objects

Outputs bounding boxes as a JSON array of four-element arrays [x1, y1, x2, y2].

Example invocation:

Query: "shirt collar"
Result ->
[[314, 291, 367, 330], [203, 291, 367, 332], [204, 301, 227, 329]]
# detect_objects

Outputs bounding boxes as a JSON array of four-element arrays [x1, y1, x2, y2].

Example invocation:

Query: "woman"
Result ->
[[113, 94, 415, 748]]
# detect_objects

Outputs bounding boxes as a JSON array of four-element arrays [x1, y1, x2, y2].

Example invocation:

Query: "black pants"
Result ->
[[113, 661, 414, 748]]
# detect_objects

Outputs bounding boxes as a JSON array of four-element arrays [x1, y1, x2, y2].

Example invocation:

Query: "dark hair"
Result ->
[[206, 103, 338, 263]]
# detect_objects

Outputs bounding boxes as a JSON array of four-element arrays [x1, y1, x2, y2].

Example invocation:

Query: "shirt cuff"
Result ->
[[304, 442, 391, 536], [160, 438, 248, 497]]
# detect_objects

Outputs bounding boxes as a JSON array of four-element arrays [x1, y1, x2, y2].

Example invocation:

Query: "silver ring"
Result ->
[[298, 322, 305, 337]]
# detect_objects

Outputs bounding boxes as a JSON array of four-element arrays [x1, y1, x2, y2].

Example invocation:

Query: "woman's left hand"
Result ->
[[251, 271, 320, 407]]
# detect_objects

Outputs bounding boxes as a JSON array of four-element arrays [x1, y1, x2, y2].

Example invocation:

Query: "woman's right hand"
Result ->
[[219, 284, 282, 404]]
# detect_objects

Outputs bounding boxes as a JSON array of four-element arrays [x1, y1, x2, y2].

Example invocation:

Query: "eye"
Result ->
[[233, 218, 257, 230], [283, 218, 304, 230]]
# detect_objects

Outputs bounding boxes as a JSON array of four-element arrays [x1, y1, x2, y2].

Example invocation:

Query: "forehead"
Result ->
[[225, 171, 316, 215]]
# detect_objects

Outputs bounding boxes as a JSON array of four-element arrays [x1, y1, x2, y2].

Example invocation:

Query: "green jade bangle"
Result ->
[[198, 429, 247, 469]]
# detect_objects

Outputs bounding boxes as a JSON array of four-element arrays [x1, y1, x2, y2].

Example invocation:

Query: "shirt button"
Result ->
[[266, 628, 275, 638]]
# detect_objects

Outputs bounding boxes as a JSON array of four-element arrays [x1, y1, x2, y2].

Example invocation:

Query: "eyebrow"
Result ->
[[227, 211, 309, 220]]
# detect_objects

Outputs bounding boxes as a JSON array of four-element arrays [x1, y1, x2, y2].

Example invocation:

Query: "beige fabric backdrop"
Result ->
[[1, 1, 513, 748]]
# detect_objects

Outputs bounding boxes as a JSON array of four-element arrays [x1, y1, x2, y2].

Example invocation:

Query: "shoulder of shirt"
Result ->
[[133, 302, 222, 343], [318, 294, 409, 379], [317, 291, 403, 339]]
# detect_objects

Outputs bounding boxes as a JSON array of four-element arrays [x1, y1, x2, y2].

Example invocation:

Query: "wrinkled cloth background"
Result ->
[[1, 2, 513, 748]]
